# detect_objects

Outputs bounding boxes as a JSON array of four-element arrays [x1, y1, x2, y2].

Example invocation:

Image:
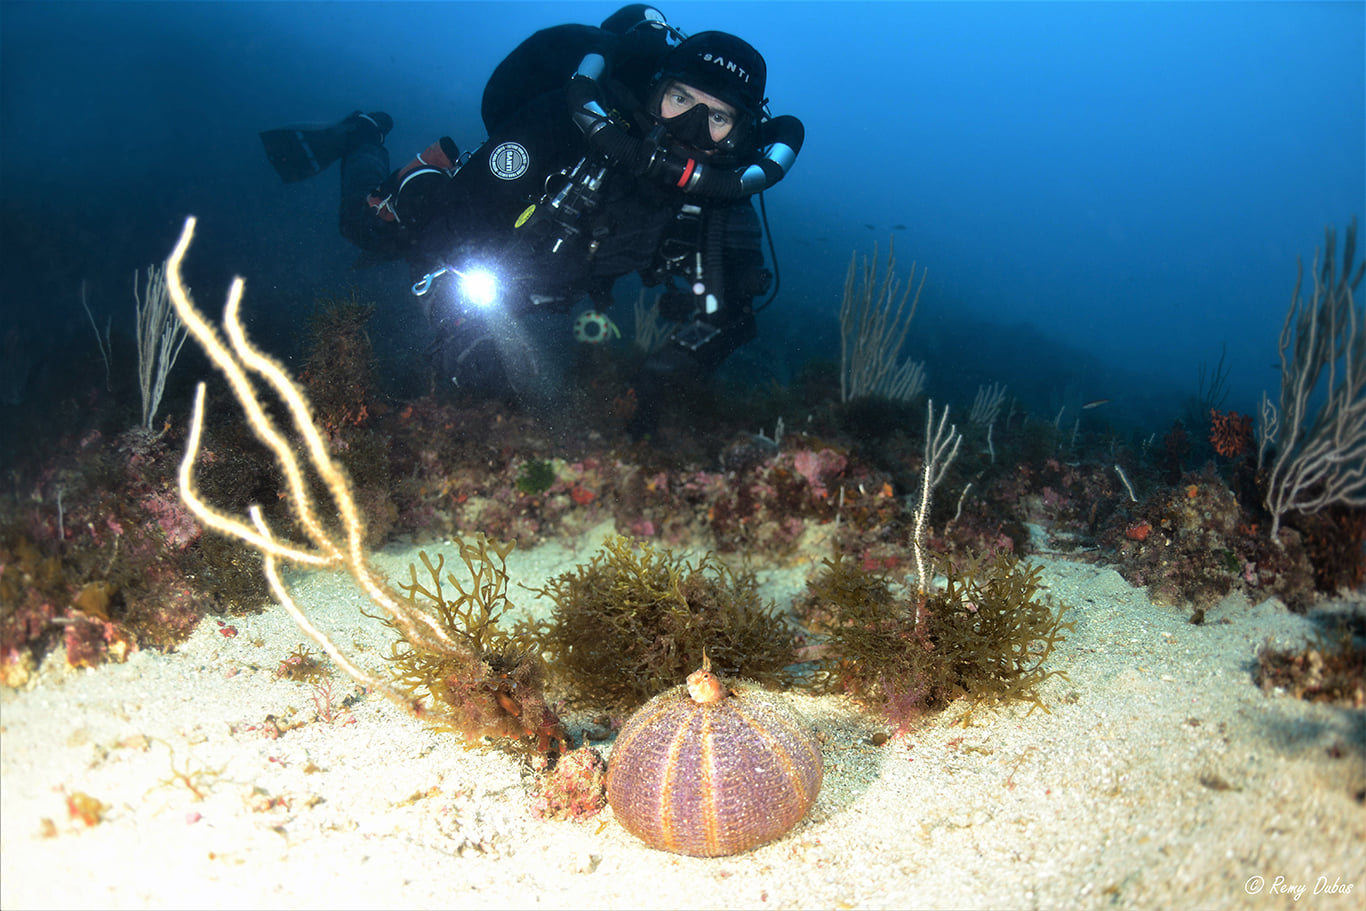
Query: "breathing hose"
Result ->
[[566, 54, 804, 199]]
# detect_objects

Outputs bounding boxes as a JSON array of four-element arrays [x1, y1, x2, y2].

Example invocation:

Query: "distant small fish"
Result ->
[[864, 224, 875, 230], [1082, 398, 1112, 409], [893, 224, 907, 230]]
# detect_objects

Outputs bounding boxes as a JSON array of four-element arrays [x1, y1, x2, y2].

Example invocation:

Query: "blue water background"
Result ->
[[1, 0, 1362, 432]]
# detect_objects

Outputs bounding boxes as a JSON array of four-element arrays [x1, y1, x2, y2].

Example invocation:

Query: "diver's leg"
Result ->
[[338, 113, 394, 250]]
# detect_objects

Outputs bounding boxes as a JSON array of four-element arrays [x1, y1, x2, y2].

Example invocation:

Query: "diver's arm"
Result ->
[[339, 132, 464, 259], [361, 137, 464, 232]]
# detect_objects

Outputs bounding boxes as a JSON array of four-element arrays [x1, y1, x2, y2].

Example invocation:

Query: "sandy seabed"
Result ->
[[2, 522, 1363, 911]]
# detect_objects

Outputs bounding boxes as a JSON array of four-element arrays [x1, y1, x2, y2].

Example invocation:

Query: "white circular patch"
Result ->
[[488, 141, 530, 180]]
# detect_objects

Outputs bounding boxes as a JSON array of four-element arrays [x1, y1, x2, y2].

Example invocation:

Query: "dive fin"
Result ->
[[259, 121, 353, 183]]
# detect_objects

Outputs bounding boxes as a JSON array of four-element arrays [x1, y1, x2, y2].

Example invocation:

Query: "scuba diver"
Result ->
[[260, 6, 804, 436]]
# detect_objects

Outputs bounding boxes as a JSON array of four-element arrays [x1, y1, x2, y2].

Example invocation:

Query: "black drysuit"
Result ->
[[338, 27, 768, 412]]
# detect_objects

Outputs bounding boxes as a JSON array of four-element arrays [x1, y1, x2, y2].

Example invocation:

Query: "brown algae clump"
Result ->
[[529, 535, 798, 709], [379, 535, 566, 753], [805, 550, 1074, 727]]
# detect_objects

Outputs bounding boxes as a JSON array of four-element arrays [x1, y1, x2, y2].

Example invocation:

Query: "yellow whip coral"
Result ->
[[165, 216, 559, 750]]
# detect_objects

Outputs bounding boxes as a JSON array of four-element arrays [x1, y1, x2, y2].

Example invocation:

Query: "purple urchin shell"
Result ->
[[605, 673, 823, 857]]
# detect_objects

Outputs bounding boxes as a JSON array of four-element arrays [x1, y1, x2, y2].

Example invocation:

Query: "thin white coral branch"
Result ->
[[135, 260, 188, 431], [839, 240, 927, 403], [1257, 219, 1366, 538], [911, 399, 962, 603]]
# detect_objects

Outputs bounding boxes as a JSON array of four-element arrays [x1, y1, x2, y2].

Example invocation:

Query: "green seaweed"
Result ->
[[527, 535, 797, 709], [516, 458, 557, 496]]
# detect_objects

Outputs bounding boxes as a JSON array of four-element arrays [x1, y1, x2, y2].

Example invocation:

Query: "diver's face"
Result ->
[[658, 81, 736, 145]]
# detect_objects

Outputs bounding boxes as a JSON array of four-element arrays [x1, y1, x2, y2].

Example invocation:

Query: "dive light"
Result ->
[[411, 264, 500, 310]]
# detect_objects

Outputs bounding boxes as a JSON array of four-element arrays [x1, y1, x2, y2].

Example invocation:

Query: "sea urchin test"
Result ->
[[605, 657, 823, 857]]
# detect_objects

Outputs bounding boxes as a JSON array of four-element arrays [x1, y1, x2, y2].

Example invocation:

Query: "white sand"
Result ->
[[2, 523, 1363, 911]]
